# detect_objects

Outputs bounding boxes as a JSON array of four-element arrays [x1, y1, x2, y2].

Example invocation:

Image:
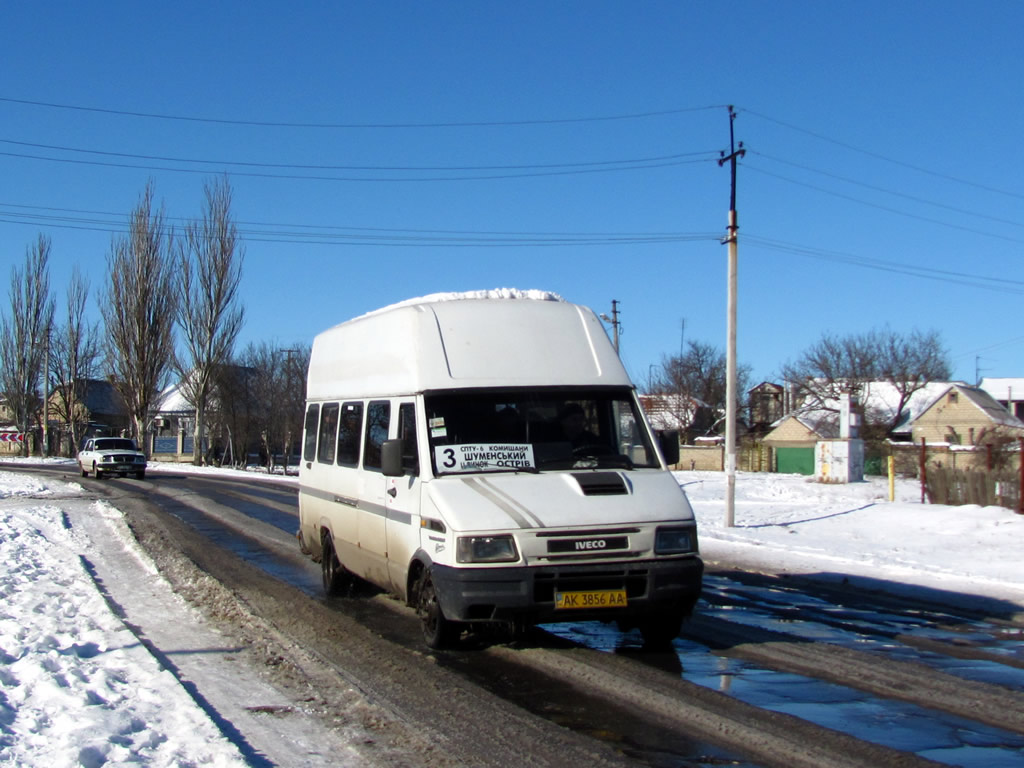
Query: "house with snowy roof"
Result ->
[[763, 380, 1024, 474], [909, 382, 1024, 445], [979, 377, 1024, 421]]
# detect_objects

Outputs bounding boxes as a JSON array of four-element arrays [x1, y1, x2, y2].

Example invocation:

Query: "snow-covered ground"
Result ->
[[1, 459, 1023, 765], [684, 470, 1024, 611]]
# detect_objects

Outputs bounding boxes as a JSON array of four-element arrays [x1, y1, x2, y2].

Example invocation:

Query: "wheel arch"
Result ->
[[405, 549, 434, 607]]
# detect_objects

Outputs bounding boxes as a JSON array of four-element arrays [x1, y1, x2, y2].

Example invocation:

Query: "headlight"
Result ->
[[655, 526, 696, 555], [456, 535, 519, 564]]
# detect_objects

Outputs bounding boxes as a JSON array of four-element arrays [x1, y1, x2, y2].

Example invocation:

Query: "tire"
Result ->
[[135, 470, 146, 480], [417, 571, 461, 650], [320, 532, 352, 596], [93, 463, 104, 480], [637, 609, 684, 649], [80, 465, 88, 478]]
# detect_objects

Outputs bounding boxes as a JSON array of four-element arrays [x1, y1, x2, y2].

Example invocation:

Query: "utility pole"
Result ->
[[718, 105, 745, 528], [601, 300, 621, 355]]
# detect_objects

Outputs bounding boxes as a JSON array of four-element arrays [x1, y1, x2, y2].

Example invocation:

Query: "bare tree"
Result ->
[[781, 332, 875, 414], [655, 340, 751, 438], [239, 341, 309, 473], [102, 182, 178, 450], [49, 267, 101, 455], [782, 328, 951, 435], [176, 176, 245, 465], [0, 235, 55, 456], [874, 328, 951, 432]]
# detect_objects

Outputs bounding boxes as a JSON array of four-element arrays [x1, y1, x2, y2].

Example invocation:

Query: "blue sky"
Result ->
[[3, 1, 1023, 390]]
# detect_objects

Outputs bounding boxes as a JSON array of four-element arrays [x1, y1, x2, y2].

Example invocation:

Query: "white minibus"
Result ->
[[297, 292, 703, 648]]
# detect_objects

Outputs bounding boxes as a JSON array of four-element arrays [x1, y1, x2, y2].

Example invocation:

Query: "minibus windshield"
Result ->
[[425, 387, 660, 475]]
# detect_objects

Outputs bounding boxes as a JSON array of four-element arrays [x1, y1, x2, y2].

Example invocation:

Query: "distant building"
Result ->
[[47, 379, 131, 451], [979, 377, 1024, 421], [910, 382, 1024, 445], [747, 382, 785, 434]]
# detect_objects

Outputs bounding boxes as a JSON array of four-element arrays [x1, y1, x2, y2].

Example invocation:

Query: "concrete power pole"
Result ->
[[718, 106, 745, 528], [601, 300, 621, 355]]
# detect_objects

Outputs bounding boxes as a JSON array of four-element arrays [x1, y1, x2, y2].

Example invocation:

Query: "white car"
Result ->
[[78, 437, 148, 479]]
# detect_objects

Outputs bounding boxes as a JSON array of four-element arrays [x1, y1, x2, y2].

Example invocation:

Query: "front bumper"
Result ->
[[98, 456, 146, 473], [429, 556, 703, 624]]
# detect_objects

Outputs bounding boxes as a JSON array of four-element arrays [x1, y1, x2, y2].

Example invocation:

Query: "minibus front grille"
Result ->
[[538, 550, 643, 563]]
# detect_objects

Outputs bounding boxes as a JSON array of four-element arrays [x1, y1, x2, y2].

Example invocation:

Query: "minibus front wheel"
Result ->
[[321, 531, 352, 596], [417, 571, 462, 649]]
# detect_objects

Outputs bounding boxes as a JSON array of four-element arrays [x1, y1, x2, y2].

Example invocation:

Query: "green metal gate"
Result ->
[[776, 446, 814, 475]]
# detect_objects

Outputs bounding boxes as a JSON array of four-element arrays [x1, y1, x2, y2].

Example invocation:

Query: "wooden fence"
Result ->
[[925, 468, 1020, 510]]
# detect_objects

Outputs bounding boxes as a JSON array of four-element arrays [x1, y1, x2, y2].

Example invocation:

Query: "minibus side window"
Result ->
[[398, 403, 419, 475], [317, 403, 339, 464], [337, 402, 363, 467], [303, 404, 320, 462], [363, 400, 391, 471]]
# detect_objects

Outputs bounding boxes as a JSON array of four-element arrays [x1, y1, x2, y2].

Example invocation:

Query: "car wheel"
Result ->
[[320, 532, 352, 596], [93, 463, 104, 480], [80, 464, 88, 478], [135, 470, 146, 480], [417, 570, 461, 650]]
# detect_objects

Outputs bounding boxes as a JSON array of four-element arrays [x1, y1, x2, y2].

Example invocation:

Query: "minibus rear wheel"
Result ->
[[417, 572, 461, 649], [321, 532, 352, 596]]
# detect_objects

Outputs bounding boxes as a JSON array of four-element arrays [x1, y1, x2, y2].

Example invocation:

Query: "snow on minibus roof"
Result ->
[[351, 288, 563, 322]]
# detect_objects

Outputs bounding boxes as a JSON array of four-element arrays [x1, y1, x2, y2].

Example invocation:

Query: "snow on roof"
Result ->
[[352, 288, 564, 323], [156, 381, 193, 414], [980, 377, 1024, 401], [863, 381, 953, 432], [786, 380, 955, 434], [954, 384, 1024, 428]]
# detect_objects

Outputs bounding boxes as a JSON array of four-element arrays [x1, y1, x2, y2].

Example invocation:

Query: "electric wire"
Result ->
[[0, 96, 726, 129], [743, 163, 1024, 245], [0, 137, 719, 173], [748, 150, 1024, 230], [744, 234, 1024, 294], [741, 108, 1024, 201], [0, 148, 715, 182], [0, 201, 720, 246]]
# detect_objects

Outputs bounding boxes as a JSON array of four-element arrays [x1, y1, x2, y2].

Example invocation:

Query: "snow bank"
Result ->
[[0, 471, 246, 767], [685, 470, 1024, 609]]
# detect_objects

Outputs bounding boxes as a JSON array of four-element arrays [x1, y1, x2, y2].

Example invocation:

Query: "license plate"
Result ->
[[555, 589, 627, 610]]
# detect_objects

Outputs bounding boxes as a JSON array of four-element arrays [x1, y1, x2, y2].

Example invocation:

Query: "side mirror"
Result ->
[[658, 430, 680, 466], [381, 439, 404, 477]]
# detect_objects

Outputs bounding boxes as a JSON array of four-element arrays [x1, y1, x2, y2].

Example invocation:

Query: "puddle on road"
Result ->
[[188, 486, 300, 536], [160, 497, 322, 596], [544, 622, 1024, 767], [700, 575, 1024, 690]]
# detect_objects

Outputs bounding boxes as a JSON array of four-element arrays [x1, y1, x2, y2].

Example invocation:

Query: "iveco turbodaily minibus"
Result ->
[[297, 291, 703, 648]]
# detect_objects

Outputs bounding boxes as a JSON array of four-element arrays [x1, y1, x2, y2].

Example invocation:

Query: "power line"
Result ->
[[748, 150, 1024, 230], [0, 136, 719, 173], [0, 147, 716, 182], [741, 108, 1024, 201], [744, 163, 1024, 245], [0, 201, 721, 246], [0, 96, 725, 129], [744, 233, 1024, 294]]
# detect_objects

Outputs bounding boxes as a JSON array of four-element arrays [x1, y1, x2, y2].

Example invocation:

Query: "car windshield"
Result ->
[[95, 438, 137, 451], [425, 387, 660, 475]]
